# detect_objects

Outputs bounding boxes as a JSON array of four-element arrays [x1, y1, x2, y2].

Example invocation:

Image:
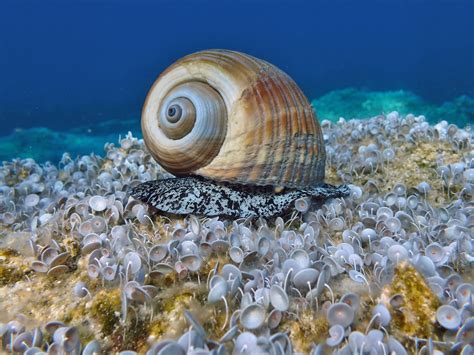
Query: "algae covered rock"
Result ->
[[381, 261, 441, 340]]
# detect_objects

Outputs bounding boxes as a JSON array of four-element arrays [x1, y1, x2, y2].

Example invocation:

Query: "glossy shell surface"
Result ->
[[142, 49, 325, 188]]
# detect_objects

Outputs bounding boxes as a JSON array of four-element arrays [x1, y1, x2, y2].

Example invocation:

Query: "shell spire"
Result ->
[[142, 49, 325, 188]]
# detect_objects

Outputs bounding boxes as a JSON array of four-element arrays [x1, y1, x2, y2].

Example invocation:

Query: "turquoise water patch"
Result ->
[[0, 127, 119, 163], [1, 89, 472, 163], [0, 120, 141, 163], [312, 88, 473, 126]]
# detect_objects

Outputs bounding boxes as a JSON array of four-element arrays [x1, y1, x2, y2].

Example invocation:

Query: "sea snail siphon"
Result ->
[[131, 49, 349, 218]]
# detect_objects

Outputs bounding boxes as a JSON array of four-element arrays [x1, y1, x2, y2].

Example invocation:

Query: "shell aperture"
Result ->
[[131, 176, 350, 218]]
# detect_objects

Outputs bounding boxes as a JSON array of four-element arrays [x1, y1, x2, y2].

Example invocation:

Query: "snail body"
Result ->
[[132, 176, 348, 218], [132, 49, 348, 218]]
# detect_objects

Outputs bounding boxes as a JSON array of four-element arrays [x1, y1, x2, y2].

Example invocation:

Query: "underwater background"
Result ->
[[0, 0, 473, 162], [1, 1, 474, 354]]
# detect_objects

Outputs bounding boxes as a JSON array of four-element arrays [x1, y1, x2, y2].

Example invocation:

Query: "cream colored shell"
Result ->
[[142, 49, 325, 188]]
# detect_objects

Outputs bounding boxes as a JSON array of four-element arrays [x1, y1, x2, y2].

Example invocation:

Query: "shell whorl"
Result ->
[[142, 49, 325, 188], [143, 81, 227, 174]]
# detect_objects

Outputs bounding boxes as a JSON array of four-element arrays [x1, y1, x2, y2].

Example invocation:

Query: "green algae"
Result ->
[[0, 248, 29, 286], [118, 318, 150, 353], [90, 288, 122, 336], [287, 310, 329, 354], [0, 248, 19, 259], [62, 236, 81, 259], [0, 264, 24, 286], [383, 261, 441, 343], [61, 305, 87, 330]]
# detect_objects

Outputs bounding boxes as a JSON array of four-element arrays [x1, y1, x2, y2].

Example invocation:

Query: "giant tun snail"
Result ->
[[131, 49, 349, 217]]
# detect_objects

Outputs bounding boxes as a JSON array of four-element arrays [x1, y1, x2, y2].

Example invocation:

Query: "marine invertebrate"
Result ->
[[240, 303, 266, 330], [326, 324, 345, 347], [0, 109, 472, 354], [131, 49, 349, 218], [327, 302, 355, 328], [436, 305, 461, 330]]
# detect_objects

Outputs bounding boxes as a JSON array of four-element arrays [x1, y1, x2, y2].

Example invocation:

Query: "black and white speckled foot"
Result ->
[[130, 176, 350, 218]]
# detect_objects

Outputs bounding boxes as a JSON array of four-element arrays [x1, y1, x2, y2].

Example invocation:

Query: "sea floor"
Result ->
[[0, 112, 473, 354]]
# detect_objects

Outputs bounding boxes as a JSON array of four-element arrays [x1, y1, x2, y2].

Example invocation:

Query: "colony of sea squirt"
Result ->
[[0, 112, 472, 354]]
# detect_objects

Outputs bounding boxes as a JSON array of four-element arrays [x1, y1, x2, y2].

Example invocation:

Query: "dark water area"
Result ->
[[0, 0, 473, 139]]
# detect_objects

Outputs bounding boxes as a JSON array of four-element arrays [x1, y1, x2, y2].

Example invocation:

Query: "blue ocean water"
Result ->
[[0, 0, 473, 162]]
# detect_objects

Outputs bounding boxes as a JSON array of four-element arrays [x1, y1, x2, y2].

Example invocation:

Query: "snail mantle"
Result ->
[[130, 49, 349, 218]]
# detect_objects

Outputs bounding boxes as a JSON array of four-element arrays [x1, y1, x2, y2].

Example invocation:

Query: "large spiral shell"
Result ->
[[142, 49, 325, 188]]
